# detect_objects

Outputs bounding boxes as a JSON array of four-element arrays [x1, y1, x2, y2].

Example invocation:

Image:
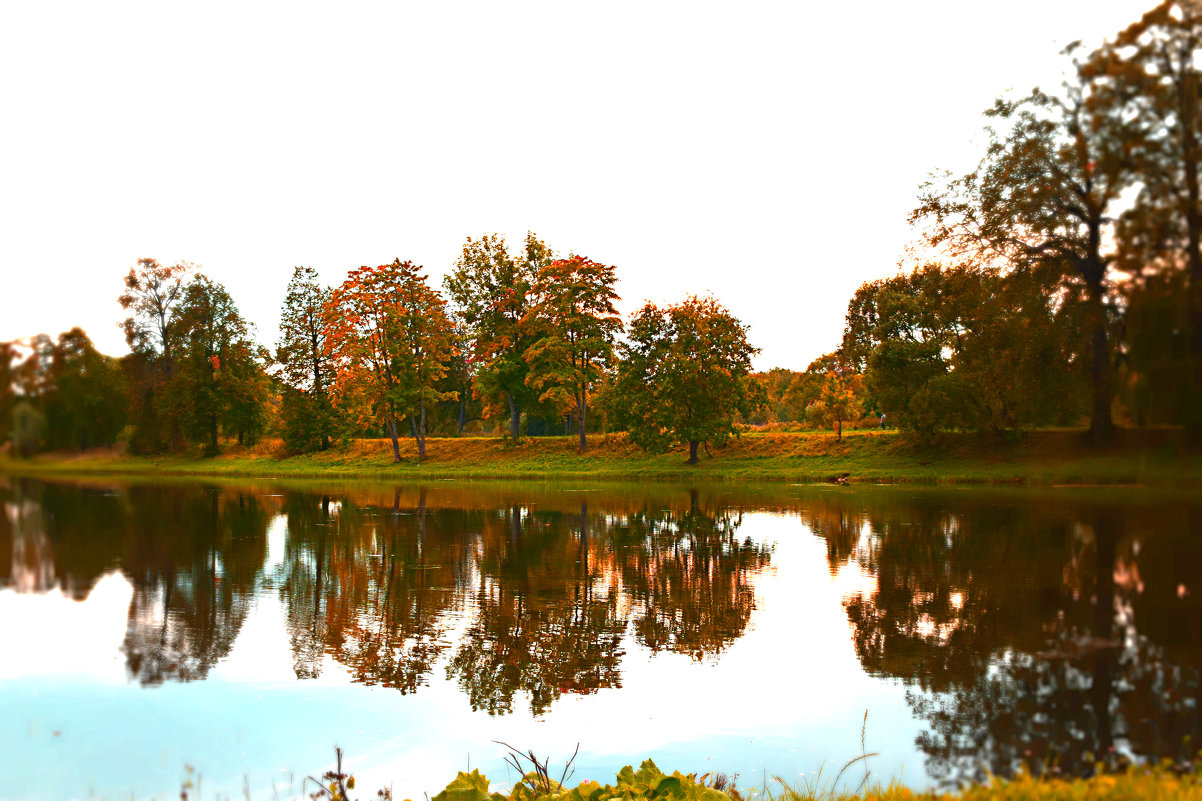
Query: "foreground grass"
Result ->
[[319, 759, 1202, 801], [2, 428, 1199, 486]]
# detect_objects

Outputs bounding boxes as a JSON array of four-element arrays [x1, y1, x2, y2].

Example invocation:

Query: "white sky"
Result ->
[[0, 1, 1154, 371]]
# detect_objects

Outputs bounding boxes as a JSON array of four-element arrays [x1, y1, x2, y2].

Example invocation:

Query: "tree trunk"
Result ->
[[1082, 236, 1114, 445], [505, 391, 520, 443], [1087, 285, 1114, 445], [578, 386, 588, 453], [208, 413, 219, 456], [387, 417, 402, 462], [688, 440, 699, 464], [836, 416, 843, 442], [457, 395, 466, 435], [417, 399, 427, 459]]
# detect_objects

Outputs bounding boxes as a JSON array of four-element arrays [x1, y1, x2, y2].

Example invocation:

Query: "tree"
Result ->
[[118, 258, 192, 371], [444, 233, 554, 442], [523, 255, 622, 453], [1087, 1, 1202, 445], [168, 275, 268, 455], [813, 369, 863, 441], [325, 260, 457, 461], [276, 266, 338, 453], [913, 79, 1135, 443], [844, 263, 1082, 435], [781, 353, 854, 428], [616, 296, 761, 463], [10, 401, 46, 458], [117, 258, 193, 452], [41, 328, 126, 452]]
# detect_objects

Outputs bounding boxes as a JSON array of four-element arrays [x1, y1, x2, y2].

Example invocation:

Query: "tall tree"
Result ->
[[616, 296, 761, 463], [325, 260, 457, 461], [117, 258, 193, 452], [1087, 1, 1202, 445], [523, 255, 621, 453], [168, 275, 268, 455], [444, 232, 554, 442], [118, 258, 192, 371], [913, 79, 1134, 443], [276, 266, 338, 453]]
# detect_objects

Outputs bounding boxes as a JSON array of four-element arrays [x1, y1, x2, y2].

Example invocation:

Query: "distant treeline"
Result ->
[[0, 237, 764, 464], [2, 1, 1200, 457]]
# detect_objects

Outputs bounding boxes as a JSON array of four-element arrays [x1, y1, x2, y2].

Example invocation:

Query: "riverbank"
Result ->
[[1, 428, 1197, 485]]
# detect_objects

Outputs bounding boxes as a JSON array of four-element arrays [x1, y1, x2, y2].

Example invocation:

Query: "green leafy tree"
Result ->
[[913, 79, 1136, 443], [845, 263, 1082, 435], [326, 260, 457, 460], [276, 266, 338, 453], [168, 275, 268, 455], [10, 401, 46, 458], [443, 232, 554, 442], [616, 296, 761, 463], [41, 328, 126, 451], [523, 255, 622, 453]]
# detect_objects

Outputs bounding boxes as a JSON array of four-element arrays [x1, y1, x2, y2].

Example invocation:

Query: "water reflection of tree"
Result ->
[[617, 491, 772, 660], [6, 479, 776, 709], [0, 479, 273, 683], [443, 492, 772, 714], [279, 490, 469, 692], [446, 502, 627, 715], [121, 487, 270, 684], [818, 493, 1202, 785], [1, 479, 129, 596]]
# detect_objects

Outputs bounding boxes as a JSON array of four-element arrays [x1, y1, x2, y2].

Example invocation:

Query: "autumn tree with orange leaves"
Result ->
[[325, 259, 456, 460], [523, 256, 621, 453]]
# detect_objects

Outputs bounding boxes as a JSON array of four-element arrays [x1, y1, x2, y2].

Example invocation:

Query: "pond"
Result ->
[[2, 476, 1200, 800]]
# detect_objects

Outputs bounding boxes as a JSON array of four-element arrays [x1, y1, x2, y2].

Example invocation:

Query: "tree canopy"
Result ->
[[616, 296, 761, 463]]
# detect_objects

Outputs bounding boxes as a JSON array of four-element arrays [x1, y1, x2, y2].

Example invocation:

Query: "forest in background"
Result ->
[[2, 0, 1200, 463]]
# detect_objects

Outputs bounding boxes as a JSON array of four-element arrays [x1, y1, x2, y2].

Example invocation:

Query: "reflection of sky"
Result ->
[[0, 512, 928, 801]]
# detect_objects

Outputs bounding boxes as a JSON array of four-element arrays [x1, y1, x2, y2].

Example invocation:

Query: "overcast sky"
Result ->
[[0, 1, 1153, 370]]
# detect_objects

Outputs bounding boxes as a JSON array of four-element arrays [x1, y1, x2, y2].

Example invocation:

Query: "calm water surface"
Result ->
[[2, 477, 1200, 800]]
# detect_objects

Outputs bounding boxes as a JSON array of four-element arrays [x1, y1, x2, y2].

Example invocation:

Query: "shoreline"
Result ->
[[2, 429, 1197, 487]]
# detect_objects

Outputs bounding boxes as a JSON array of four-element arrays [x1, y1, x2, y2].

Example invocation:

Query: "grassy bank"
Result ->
[[1, 428, 1198, 485]]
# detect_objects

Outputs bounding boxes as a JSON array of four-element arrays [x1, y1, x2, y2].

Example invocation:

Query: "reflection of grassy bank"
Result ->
[[1, 428, 1198, 485]]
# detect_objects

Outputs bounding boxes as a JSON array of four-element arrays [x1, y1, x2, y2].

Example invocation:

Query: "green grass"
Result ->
[[2, 428, 1198, 486]]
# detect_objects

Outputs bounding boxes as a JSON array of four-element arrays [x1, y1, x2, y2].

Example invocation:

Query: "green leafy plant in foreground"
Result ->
[[432, 759, 731, 801]]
